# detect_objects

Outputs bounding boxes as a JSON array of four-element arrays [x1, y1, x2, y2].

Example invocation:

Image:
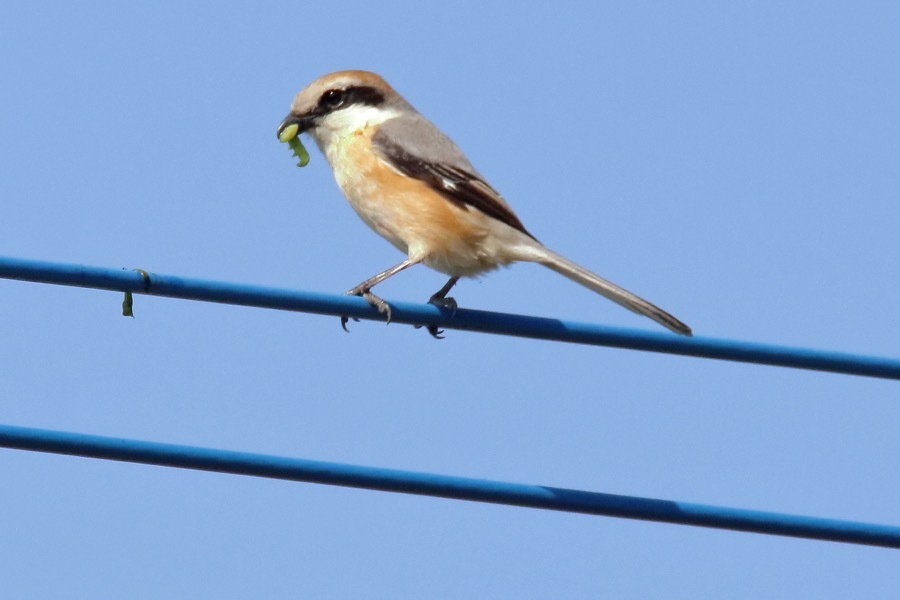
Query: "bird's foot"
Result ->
[[414, 294, 458, 339], [428, 294, 458, 314], [340, 286, 393, 331]]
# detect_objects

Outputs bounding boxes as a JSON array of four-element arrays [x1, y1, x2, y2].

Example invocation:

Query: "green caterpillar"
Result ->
[[278, 123, 310, 167]]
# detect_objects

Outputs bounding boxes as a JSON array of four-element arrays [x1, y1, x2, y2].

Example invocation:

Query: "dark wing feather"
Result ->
[[373, 126, 536, 240]]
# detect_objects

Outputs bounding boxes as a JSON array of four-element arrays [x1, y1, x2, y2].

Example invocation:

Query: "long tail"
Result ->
[[534, 247, 692, 336]]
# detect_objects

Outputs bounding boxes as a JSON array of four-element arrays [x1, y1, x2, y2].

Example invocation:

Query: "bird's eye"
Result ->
[[321, 89, 345, 108]]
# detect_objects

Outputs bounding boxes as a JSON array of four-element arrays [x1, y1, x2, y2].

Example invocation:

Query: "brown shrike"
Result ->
[[277, 70, 691, 337]]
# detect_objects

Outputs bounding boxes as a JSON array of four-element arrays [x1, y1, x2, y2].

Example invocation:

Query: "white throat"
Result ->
[[309, 104, 400, 155]]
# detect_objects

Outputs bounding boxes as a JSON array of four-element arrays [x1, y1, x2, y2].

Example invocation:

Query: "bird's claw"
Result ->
[[341, 288, 392, 331], [413, 294, 457, 339], [413, 322, 446, 339], [340, 316, 360, 332]]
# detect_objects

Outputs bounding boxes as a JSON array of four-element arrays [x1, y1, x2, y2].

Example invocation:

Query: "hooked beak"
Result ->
[[276, 112, 316, 140]]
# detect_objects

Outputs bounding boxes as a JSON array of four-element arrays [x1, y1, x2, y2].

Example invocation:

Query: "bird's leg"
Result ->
[[341, 258, 420, 330], [419, 276, 460, 339]]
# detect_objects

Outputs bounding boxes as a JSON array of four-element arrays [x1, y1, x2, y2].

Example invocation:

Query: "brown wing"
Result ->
[[373, 127, 536, 240]]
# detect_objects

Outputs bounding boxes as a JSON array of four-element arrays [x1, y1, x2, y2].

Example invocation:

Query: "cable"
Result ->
[[2, 255, 899, 379], [1, 423, 898, 549]]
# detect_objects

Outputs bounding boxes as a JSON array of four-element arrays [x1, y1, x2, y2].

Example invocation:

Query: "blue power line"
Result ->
[[2, 255, 900, 379], [2, 255, 899, 548], [1, 424, 898, 549]]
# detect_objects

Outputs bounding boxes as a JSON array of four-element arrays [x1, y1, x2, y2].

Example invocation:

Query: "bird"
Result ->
[[277, 70, 691, 337]]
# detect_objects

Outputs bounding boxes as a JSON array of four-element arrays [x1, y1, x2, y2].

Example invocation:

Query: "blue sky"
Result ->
[[2, 1, 899, 597]]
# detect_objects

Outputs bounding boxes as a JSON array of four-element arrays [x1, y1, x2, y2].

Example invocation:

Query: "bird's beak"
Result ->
[[276, 112, 316, 140]]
